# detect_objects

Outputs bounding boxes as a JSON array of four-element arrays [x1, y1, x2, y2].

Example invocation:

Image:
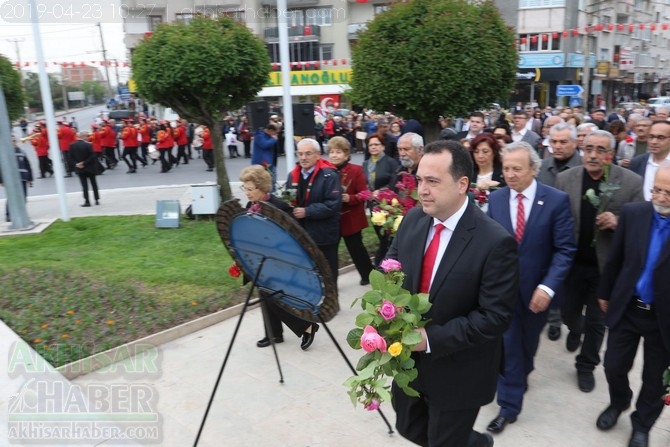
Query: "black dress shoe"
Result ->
[[628, 430, 649, 447], [301, 323, 319, 350], [486, 414, 517, 433], [359, 279, 370, 286], [81, 203, 91, 207], [95, 200, 99, 205], [577, 371, 595, 392], [566, 331, 582, 352], [256, 336, 283, 348], [596, 405, 626, 430], [548, 325, 561, 341], [481, 432, 494, 447]]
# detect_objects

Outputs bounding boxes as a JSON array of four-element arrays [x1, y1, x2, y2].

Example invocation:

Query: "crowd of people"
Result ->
[[238, 104, 669, 447]]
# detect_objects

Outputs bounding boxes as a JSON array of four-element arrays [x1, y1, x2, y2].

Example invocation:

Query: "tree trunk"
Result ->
[[204, 118, 232, 202], [424, 122, 444, 145]]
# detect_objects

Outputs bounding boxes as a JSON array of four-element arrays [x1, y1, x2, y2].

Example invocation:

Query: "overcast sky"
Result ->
[[0, 20, 129, 84]]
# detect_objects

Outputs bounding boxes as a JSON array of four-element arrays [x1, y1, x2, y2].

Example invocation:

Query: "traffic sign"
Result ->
[[556, 84, 584, 97]]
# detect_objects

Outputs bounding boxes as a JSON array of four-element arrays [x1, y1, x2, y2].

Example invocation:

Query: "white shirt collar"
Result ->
[[432, 197, 469, 231]]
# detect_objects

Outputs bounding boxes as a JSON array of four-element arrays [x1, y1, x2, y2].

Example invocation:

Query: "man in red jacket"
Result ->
[[100, 119, 118, 169], [174, 119, 190, 165], [120, 120, 140, 174]]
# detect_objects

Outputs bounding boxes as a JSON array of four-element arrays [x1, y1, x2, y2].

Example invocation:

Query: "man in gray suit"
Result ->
[[511, 110, 541, 149], [555, 129, 644, 394], [537, 122, 583, 342]]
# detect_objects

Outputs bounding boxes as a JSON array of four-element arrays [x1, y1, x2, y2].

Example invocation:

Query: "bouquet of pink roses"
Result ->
[[344, 259, 432, 410]]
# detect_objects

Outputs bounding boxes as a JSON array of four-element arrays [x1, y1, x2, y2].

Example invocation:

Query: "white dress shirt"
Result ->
[[643, 154, 670, 201]]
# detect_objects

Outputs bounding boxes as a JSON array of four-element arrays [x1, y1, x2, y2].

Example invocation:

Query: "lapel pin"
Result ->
[[537, 201, 544, 206]]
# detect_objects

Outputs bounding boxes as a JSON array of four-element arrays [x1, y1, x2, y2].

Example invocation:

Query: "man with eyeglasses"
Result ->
[[537, 115, 564, 158], [629, 121, 670, 201], [285, 138, 342, 283], [537, 121, 580, 342], [555, 130, 644, 394], [595, 161, 670, 447]]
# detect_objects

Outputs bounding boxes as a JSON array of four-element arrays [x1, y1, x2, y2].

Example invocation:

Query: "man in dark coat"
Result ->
[[69, 131, 100, 207], [595, 162, 670, 447], [1, 136, 33, 222]]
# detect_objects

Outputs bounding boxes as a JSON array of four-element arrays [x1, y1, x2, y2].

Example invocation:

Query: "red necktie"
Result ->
[[515, 193, 525, 243], [419, 225, 445, 293]]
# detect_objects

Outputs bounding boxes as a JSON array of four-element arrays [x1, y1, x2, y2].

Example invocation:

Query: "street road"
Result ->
[[4, 106, 365, 200]]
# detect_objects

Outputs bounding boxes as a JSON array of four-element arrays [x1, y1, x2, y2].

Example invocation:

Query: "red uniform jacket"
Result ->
[[121, 126, 138, 148]]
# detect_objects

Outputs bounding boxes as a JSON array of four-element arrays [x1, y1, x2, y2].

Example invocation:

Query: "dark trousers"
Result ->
[[139, 143, 149, 165], [497, 298, 549, 417], [202, 149, 214, 169], [176, 144, 188, 164], [60, 150, 72, 175], [122, 147, 139, 170], [103, 146, 117, 167], [158, 149, 171, 172], [392, 383, 489, 447], [342, 232, 373, 283], [77, 173, 99, 204], [261, 291, 311, 339], [38, 155, 53, 177], [242, 140, 251, 158], [373, 224, 392, 267], [318, 243, 339, 284], [604, 303, 670, 433], [562, 262, 605, 372]]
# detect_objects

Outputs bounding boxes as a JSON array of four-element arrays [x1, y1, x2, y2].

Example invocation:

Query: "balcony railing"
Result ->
[[264, 25, 321, 41]]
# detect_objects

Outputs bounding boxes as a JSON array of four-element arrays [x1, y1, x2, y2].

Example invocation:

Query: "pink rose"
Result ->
[[378, 301, 397, 320], [379, 259, 402, 273], [357, 189, 374, 201], [360, 325, 387, 352], [665, 394, 670, 406], [365, 399, 380, 411]]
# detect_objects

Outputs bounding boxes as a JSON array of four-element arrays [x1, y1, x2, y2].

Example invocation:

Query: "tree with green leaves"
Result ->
[[349, 0, 517, 142], [131, 16, 271, 200], [0, 53, 25, 122], [80, 80, 106, 104]]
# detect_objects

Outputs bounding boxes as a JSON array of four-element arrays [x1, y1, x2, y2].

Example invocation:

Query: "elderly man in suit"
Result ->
[[69, 131, 101, 207], [629, 120, 670, 201], [537, 122, 582, 342], [387, 139, 518, 447], [595, 162, 670, 447], [486, 142, 576, 435], [555, 129, 644, 393]]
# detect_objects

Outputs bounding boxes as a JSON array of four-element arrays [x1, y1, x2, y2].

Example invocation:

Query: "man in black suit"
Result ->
[[629, 120, 670, 201], [387, 139, 518, 447], [69, 131, 100, 207], [595, 162, 670, 447]]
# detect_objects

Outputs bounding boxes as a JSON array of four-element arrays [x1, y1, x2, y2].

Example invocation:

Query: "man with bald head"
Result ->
[[595, 161, 670, 447]]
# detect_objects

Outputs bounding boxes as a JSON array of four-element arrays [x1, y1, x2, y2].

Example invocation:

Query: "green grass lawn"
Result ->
[[0, 215, 379, 367]]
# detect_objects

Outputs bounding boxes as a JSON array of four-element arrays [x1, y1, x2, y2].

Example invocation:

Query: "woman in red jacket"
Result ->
[[200, 125, 214, 171], [327, 136, 373, 285]]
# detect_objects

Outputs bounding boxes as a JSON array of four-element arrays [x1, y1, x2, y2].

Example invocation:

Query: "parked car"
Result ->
[[614, 102, 645, 112], [647, 96, 670, 111]]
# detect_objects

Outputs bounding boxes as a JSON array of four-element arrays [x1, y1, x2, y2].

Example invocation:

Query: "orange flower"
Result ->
[[66, 310, 74, 315], [191, 301, 198, 306], [75, 320, 81, 324], [41, 324, 48, 329], [107, 320, 115, 325], [34, 338, 42, 343], [61, 334, 69, 339]]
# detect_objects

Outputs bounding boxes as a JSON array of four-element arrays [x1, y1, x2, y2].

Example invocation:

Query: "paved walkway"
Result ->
[[1, 185, 669, 446]]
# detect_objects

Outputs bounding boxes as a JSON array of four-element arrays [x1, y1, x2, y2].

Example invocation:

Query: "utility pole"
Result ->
[[97, 22, 113, 97]]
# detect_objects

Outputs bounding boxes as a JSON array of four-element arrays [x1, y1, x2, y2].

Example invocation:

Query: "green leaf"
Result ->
[[369, 269, 385, 290], [356, 352, 377, 371], [346, 328, 363, 349], [402, 331, 423, 346], [355, 311, 375, 327]]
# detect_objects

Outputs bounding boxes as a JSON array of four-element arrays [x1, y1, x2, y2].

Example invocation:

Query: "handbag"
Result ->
[[356, 131, 367, 140]]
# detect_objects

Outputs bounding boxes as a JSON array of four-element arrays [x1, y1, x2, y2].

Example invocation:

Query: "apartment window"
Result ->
[[175, 13, 196, 24], [306, 7, 332, 26], [518, 33, 561, 52], [147, 15, 162, 31], [266, 42, 320, 63], [519, 0, 565, 8], [320, 44, 333, 61]]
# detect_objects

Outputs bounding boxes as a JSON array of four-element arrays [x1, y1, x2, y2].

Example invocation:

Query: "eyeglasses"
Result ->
[[297, 151, 316, 157], [240, 185, 258, 193], [651, 187, 670, 198], [648, 134, 670, 141], [583, 145, 612, 155]]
